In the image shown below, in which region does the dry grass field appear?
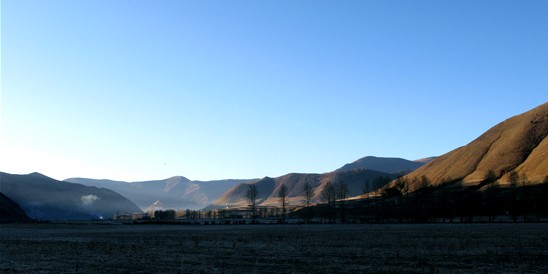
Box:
[1,223,547,273]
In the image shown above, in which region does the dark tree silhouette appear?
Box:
[335,181,348,201]
[484,170,499,222]
[360,179,371,223]
[335,181,348,223]
[321,181,336,223]
[279,184,288,223]
[303,181,314,223]
[394,176,409,196]
[415,176,431,222]
[304,181,313,208]
[394,176,409,221]
[362,179,371,197]
[509,171,520,189]
[508,171,520,222]
[246,184,258,220]
[543,176,548,216]
[154,209,176,220]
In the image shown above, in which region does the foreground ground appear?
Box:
[1,223,547,273]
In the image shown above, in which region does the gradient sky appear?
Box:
[1,1,547,182]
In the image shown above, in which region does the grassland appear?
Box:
[1,223,547,273]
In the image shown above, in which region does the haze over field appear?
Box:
[1,1,547,182]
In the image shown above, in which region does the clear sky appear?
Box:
[1,1,547,182]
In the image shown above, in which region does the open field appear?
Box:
[1,223,547,273]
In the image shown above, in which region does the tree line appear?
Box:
[148,171,548,223]
[346,171,548,223]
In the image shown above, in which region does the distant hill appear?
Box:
[0,192,30,223]
[399,102,548,191]
[206,169,393,210]
[66,177,254,211]
[0,172,141,220]
[337,156,428,174]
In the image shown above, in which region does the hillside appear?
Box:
[207,169,393,210]
[0,192,30,223]
[413,157,437,164]
[0,172,141,220]
[337,156,427,173]
[399,102,548,191]
[66,177,254,210]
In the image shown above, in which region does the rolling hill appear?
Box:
[207,169,394,210]
[66,177,254,211]
[0,172,141,220]
[397,102,548,191]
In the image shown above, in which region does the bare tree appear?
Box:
[335,181,348,223]
[321,181,336,223]
[360,179,371,223]
[279,184,288,223]
[362,179,370,197]
[484,170,499,222]
[420,176,432,219]
[395,176,409,196]
[303,181,314,223]
[543,176,548,216]
[321,181,334,204]
[304,181,313,208]
[335,181,348,201]
[509,170,520,189]
[508,171,520,222]
[394,176,409,221]
[246,184,258,220]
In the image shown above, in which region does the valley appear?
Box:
[1,103,547,222]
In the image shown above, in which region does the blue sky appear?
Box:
[1,1,547,181]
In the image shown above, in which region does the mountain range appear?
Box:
[65,177,255,211]
[0,172,141,220]
[0,156,430,221]
[1,102,546,220]
[66,156,433,211]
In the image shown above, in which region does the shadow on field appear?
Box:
[1,223,547,273]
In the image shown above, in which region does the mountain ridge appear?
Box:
[66,176,256,211]
[1,172,141,220]
[336,156,430,173]
[394,102,548,191]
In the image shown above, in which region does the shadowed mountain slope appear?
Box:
[0,192,31,223]
[399,102,548,191]
[337,156,427,174]
[1,172,141,220]
[66,177,254,210]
